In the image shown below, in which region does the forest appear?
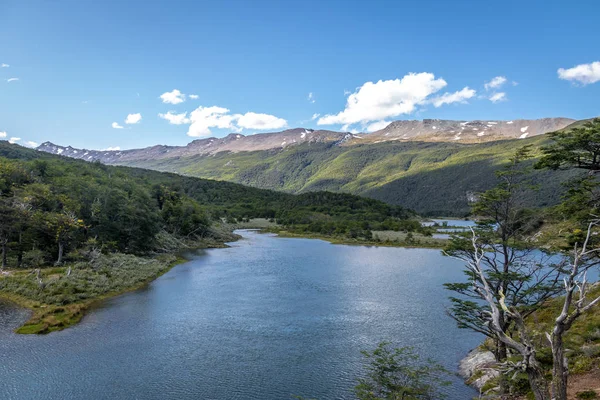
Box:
[0,141,417,268]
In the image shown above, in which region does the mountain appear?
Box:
[363,117,575,143]
[36,118,581,216]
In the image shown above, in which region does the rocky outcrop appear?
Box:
[459,348,500,392]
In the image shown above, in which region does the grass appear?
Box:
[266,228,448,248]
[0,253,187,334]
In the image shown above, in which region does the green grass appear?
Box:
[0,252,187,334]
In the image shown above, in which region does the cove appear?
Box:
[0,230,481,399]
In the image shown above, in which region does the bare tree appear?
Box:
[445,146,561,365]
[547,220,600,400]
[451,222,600,400]
[448,230,553,399]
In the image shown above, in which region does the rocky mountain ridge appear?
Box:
[36,118,575,164]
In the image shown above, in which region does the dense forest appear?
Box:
[0,141,416,268]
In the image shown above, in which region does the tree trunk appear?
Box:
[526,360,550,400]
[1,240,6,269]
[551,333,568,400]
[16,231,23,268]
[57,241,64,265]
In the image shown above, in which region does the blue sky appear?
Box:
[1,0,599,150]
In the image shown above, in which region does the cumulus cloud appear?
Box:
[159,111,190,125]
[308,92,315,103]
[0,131,6,138]
[1,63,9,68]
[161,105,288,137]
[430,87,476,107]
[187,106,238,137]
[237,112,287,130]
[311,113,320,121]
[8,137,20,144]
[6,78,19,83]
[112,122,124,129]
[24,141,38,148]
[160,89,186,104]
[489,92,507,103]
[317,72,447,127]
[484,76,507,90]
[189,94,199,100]
[558,61,600,85]
[103,146,121,151]
[366,120,391,132]
[125,113,142,124]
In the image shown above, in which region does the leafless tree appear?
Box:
[451,223,600,400]
[547,220,600,400]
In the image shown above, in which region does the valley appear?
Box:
[38,118,582,216]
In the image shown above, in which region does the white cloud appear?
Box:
[484,76,507,90]
[160,89,186,104]
[343,89,351,96]
[489,92,507,103]
[187,106,238,137]
[237,112,287,130]
[430,87,476,107]
[181,106,288,137]
[189,94,199,100]
[112,122,124,129]
[317,72,447,127]
[366,120,390,132]
[311,113,320,120]
[125,113,142,124]
[1,63,8,68]
[8,137,21,144]
[558,61,600,85]
[103,146,120,151]
[0,131,6,138]
[308,92,315,103]
[159,111,190,125]
[6,78,19,83]
[24,141,38,148]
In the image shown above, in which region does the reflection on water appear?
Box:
[0,230,481,400]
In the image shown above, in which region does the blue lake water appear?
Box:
[0,230,481,400]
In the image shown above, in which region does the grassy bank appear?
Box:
[264,228,448,248]
[232,218,449,248]
[0,232,238,335]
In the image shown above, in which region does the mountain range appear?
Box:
[36,118,582,216]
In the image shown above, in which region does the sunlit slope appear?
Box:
[114,135,580,216]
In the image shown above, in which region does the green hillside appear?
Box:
[113,135,581,216]
[0,141,414,259]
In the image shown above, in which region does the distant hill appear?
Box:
[35,117,583,216]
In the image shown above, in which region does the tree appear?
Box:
[450,230,552,399]
[451,223,600,400]
[42,211,83,264]
[354,342,450,400]
[536,118,600,171]
[547,220,600,400]
[0,198,17,269]
[445,147,559,365]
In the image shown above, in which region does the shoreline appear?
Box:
[270,230,448,248]
[0,227,447,335]
[0,234,239,335]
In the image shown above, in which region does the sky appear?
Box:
[0,0,599,150]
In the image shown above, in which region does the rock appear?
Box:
[459,348,500,391]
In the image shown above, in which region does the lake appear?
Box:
[0,230,481,400]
